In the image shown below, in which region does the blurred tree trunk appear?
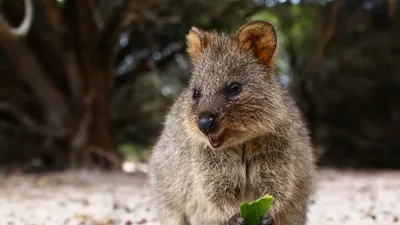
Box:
[0,0,125,170]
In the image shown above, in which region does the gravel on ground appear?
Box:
[0,168,399,225]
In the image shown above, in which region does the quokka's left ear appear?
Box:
[234,20,277,68]
[186,27,216,62]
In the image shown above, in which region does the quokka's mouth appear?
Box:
[208,133,223,148]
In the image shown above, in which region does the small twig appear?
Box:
[85,144,121,168]
[41,0,66,36]
[70,91,95,150]
[301,0,340,75]
[0,0,34,37]
[92,5,105,31]
[387,0,397,20]
[98,1,137,56]
[69,91,96,169]
[63,218,71,225]
[315,0,340,63]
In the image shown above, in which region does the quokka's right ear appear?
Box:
[186,27,214,62]
[234,20,277,68]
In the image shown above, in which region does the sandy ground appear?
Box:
[0,168,399,225]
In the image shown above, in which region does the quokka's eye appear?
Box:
[193,89,201,100]
[227,83,242,96]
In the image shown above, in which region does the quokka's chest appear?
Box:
[196,156,266,203]
[238,160,267,201]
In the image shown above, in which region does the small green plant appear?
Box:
[240,195,274,225]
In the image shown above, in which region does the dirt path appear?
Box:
[0,168,399,225]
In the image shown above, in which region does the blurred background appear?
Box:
[0,0,399,173]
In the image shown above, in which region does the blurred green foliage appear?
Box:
[119,143,150,163]
[2,0,399,169]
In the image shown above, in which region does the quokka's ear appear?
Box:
[186,26,214,62]
[234,20,277,67]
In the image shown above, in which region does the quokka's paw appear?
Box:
[260,213,275,225]
[228,212,247,225]
[228,212,275,225]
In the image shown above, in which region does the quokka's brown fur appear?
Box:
[149,20,316,225]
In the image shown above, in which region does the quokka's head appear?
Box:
[183,20,288,149]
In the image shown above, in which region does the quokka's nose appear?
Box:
[198,114,217,134]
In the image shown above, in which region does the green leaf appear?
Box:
[240,195,274,225]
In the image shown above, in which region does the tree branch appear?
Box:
[387,0,397,20]
[99,0,138,62]
[315,0,340,63]
[0,0,34,37]
[86,144,121,168]
[40,0,85,104]
[41,0,66,36]
[0,36,71,132]
[301,1,340,75]
[0,102,68,137]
